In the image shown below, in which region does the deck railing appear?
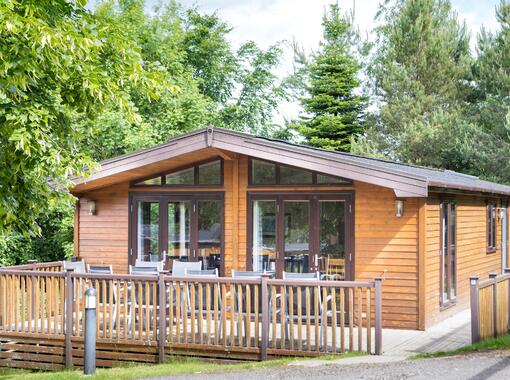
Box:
[0,268,382,370]
[470,270,510,343]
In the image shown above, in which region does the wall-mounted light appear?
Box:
[395,199,404,217]
[498,208,505,221]
[88,200,96,215]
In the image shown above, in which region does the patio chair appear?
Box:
[172,260,202,276]
[230,270,277,345]
[323,257,345,280]
[134,259,164,272]
[63,260,86,273]
[184,268,221,343]
[282,271,326,349]
[63,260,86,334]
[127,265,159,333]
[87,265,117,330]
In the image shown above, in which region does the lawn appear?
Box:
[411,334,510,359]
[0,352,365,380]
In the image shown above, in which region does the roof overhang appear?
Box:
[71,127,429,197]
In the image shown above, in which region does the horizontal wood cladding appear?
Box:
[77,183,130,274]
[354,182,419,329]
[425,195,503,327]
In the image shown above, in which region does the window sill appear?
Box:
[487,248,497,255]
[440,301,457,311]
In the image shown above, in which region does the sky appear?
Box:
[141,0,502,123]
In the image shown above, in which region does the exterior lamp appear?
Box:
[395,199,404,217]
[498,208,505,221]
[88,200,96,215]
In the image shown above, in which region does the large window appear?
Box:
[249,159,351,186]
[487,202,497,253]
[248,192,353,279]
[134,159,222,186]
[131,193,224,274]
[440,201,456,307]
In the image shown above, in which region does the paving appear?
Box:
[146,308,478,379]
[165,351,510,380]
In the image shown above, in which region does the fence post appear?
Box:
[158,273,166,364]
[489,272,498,338]
[469,276,480,343]
[260,274,270,361]
[65,268,74,368]
[374,277,382,355]
[505,268,510,331]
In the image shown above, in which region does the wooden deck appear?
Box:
[0,262,382,370]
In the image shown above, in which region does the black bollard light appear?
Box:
[84,287,97,375]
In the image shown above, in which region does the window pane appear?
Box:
[198,161,221,185]
[166,168,194,185]
[137,201,159,261]
[284,201,310,273]
[253,200,276,272]
[252,160,276,184]
[319,201,345,280]
[317,174,350,184]
[135,176,162,185]
[450,204,456,299]
[167,202,190,260]
[280,165,313,184]
[197,200,222,271]
[441,203,448,302]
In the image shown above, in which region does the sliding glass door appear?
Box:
[131,193,224,274]
[248,193,353,279]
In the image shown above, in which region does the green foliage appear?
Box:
[291,3,366,151]
[352,0,473,162]
[0,0,165,235]
[0,203,73,266]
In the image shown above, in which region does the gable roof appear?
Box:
[71,127,510,197]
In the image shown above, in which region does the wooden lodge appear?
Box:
[70,127,510,330]
[1,126,510,371]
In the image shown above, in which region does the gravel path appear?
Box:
[148,351,510,380]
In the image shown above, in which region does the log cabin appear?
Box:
[70,126,510,330]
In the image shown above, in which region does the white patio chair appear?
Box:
[134,259,164,272]
[127,265,159,333]
[282,271,326,348]
[87,265,117,330]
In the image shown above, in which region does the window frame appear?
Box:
[487,201,497,254]
[248,158,352,187]
[440,200,457,309]
[131,157,224,188]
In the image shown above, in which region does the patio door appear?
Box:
[130,193,224,274]
[248,193,353,279]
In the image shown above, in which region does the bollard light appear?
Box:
[84,288,97,375]
[85,287,97,309]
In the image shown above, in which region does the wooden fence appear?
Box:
[0,268,382,370]
[470,270,510,343]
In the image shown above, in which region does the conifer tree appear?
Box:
[294,3,366,152]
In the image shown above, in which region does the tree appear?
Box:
[0,0,165,235]
[292,3,366,151]
[351,0,473,166]
[472,1,510,138]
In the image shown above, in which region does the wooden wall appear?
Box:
[424,195,503,327]
[354,183,419,329]
[77,183,129,274]
[74,149,506,330]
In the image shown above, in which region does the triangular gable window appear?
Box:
[134,159,222,186]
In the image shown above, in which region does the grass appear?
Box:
[0,351,366,380]
[410,334,510,359]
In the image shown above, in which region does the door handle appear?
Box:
[314,254,318,267]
